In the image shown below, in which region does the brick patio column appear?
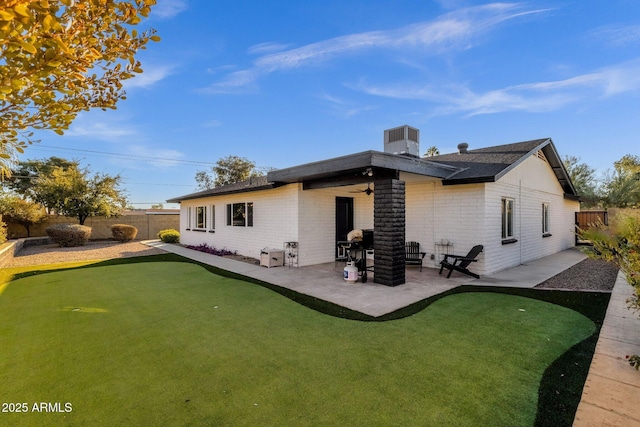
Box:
[373,178,405,286]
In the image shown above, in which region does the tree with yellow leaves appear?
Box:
[0,0,160,174]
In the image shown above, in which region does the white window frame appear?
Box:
[542,203,550,236]
[226,202,254,227]
[209,205,215,232]
[195,206,206,229]
[501,198,515,240]
[186,206,192,229]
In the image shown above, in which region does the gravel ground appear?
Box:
[535,258,619,291]
[6,240,167,267]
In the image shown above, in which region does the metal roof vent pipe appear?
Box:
[457,142,469,154]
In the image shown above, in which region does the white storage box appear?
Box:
[260,248,284,268]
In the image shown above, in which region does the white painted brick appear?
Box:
[177,153,578,274]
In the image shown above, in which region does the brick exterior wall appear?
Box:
[174,152,578,277]
[180,185,299,261]
[373,179,406,286]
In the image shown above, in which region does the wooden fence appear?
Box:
[575,211,608,245]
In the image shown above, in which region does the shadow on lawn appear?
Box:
[11,253,610,427]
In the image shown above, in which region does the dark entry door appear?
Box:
[336,197,354,258]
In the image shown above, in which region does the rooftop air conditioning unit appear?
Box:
[384,125,419,158]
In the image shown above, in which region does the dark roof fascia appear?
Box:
[267,150,459,184]
[166,182,276,204]
[441,176,496,185]
[541,141,578,197]
[564,193,581,201]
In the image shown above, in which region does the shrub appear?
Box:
[185,243,236,256]
[158,228,179,243]
[111,224,138,242]
[581,212,640,373]
[46,224,92,247]
[0,215,6,244]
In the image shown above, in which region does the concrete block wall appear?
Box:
[5,213,179,240]
[482,154,578,274]
[180,185,299,261]
[432,181,487,273]
[404,179,435,265]
[298,187,336,266]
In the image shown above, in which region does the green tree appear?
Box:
[601,154,640,208]
[0,195,47,237]
[423,146,440,157]
[196,155,264,190]
[194,170,216,191]
[562,155,601,207]
[4,157,77,210]
[33,165,127,225]
[0,215,6,244]
[0,0,159,174]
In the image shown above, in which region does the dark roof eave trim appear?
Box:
[267,150,458,184]
[166,183,278,203]
[564,193,581,201]
[442,176,496,185]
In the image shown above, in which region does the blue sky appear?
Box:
[23,0,640,208]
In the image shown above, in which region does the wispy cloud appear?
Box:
[248,42,292,55]
[65,120,139,142]
[356,59,640,116]
[591,24,640,47]
[202,3,551,94]
[319,93,378,117]
[153,0,188,19]
[124,64,175,89]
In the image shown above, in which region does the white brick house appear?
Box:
[168,126,580,286]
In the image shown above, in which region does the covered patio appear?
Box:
[267,150,458,287]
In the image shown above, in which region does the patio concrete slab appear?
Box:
[472,247,587,288]
[143,241,470,317]
[143,241,587,316]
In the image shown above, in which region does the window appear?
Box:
[542,203,551,236]
[186,206,192,230]
[501,198,515,240]
[196,206,206,229]
[209,205,215,231]
[247,202,253,227]
[226,202,253,227]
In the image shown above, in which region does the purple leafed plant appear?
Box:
[185,243,236,257]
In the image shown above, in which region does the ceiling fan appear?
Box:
[349,183,374,196]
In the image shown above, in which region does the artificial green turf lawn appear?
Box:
[0,261,595,426]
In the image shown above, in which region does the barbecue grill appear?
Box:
[338,229,373,283]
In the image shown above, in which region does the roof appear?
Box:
[266,150,459,186]
[427,138,577,197]
[167,138,578,203]
[166,175,274,203]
